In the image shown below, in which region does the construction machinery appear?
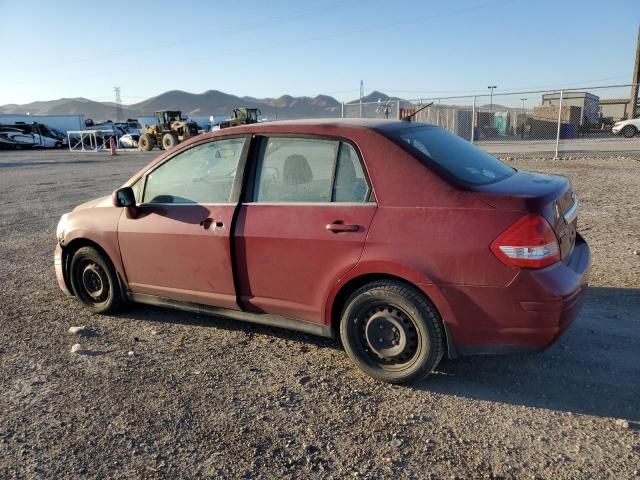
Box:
[138,110,199,151]
[217,107,261,129]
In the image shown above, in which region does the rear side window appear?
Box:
[254,137,336,202]
[391,126,514,186]
[333,143,369,202]
[253,137,370,203]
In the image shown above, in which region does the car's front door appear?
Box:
[118,136,248,309]
[234,136,376,324]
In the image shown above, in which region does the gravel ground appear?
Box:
[0,149,638,479]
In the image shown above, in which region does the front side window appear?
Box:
[131,178,143,203]
[253,137,370,203]
[143,137,245,204]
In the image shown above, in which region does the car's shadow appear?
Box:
[123,287,639,421]
[420,287,640,422]
[123,302,341,351]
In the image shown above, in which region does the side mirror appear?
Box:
[112,187,136,208]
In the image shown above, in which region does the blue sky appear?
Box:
[0,0,638,106]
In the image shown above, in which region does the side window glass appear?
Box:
[143,138,245,204]
[332,143,370,202]
[131,178,143,203]
[254,137,338,202]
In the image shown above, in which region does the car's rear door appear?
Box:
[234,135,376,324]
[117,136,249,309]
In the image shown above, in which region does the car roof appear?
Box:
[216,118,437,135]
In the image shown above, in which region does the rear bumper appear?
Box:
[442,234,591,355]
[54,243,72,296]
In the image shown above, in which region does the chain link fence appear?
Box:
[342,84,639,157]
[342,100,401,120]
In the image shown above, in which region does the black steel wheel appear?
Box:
[340,280,445,384]
[69,246,122,314]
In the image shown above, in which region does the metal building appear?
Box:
[541,92,599,126]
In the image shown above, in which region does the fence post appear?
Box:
[471,96,476,143]
[341,102,344,118]
[554,89,564,160]
[397,99,401,120]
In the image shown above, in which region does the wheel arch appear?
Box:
[327,272,458,358]
[61,238,125,296]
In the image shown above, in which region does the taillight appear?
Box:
[490,214,560,269]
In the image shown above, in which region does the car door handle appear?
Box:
[200,218,224,229]
[326,222,360,233]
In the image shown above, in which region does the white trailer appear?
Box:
[0,114,86,133]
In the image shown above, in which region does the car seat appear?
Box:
[282,154,314,201]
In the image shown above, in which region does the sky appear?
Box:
[0,0,638,107]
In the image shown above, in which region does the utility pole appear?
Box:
[630,25,640,119]
[488,85,497,115]
[520,98,527,139]
[359,80,364,118]
[114,86,123,122]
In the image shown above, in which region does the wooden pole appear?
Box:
[630,25,640,119]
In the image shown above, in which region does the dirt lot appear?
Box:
[0,149,638,479]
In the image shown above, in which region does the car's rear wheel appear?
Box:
[340,280,445,384]
[69,246,123,314]
[622,125,637,138]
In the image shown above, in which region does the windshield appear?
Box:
[39,125,55,137]
[389,125,515,186]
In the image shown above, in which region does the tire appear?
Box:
[69,246,123,314]
[622,125,637,138]
[340,280,445,384]
[162,133,178,150]
[139,134,153,151]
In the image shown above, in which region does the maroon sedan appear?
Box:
[55,119,590,383]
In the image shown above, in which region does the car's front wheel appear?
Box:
[622,125,637,138]
[138,134,154,151]
[340,280,445,384]
[69,246,123,314]
[162,133,178,150]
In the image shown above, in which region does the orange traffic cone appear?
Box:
[109,136,117,156]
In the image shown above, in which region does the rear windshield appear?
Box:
[389,126,515,186]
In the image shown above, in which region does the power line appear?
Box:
[8,0,366,73]
[377,74,634,97]
[9,0,521,84]
[400,83,640,103]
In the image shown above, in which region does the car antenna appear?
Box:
[401,102,434,122]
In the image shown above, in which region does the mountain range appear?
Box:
[0,89,404,121]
